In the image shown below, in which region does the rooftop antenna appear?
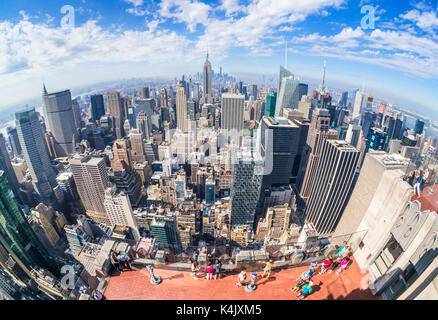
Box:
[322,59,327,93]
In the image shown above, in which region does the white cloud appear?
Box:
[400,9,438,32]
[291,26,438,79]
[158,0,212,32]
[124,0,145,6]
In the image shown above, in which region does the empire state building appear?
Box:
[203,52,212,104]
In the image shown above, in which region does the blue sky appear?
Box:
[0,0,437,120]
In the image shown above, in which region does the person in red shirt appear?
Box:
[319,257,333,275]
[205,261,214,280]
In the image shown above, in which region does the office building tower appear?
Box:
[0,135,20,199]
[256,204,292,240]
[265,92,277,118]
[142,87,150,99]
[259,117,300,192]
[42,86,76,156]
[15,108,57,202]
[203,53,213,104]
[221,93,245,146]
[103,187,140,240]
[109,170,142,207]
[90,94,105,122]
[71,99,82,132]
[176,85,189,132]
[299,109,337,202]
[111,139,133,172]
[361,111,376,139]
[230,149,264,229]
[160,176,177,207]
[333,151,408,238]
[150,216,178,250]
[205,179,215,205]
[366,128,388,153]
[414,119,425,136]
[339,91,348,107]
[0,171,55,277]
[345,124,362,148]
[353,92,367,118]
[107,92,125,139]
[56,171,77,200]
[136,111,150,140]
[6,127,21,157]
[127,106,137,129]
[160,88,168,108]
[69,155,111,225]
[129,129,146,163]
[305,140,360,235]
[298,83,309,101]
[275,72,300,117]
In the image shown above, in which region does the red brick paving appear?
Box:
[104,259,379,300]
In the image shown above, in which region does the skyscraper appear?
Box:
[221,93,245,146]
[203,53,213,104]
[6,127,21,157]
[298,108,337,201]
[414,119,425,136]
[69,155,111,225]
[259,117,300,192]
[265,92,277,118]
[305,140,360,235]
[275,70,300,117]
[107,92,125,139]
[103,187,140,240]
[298,83,309,101]
[42,86,76,156]
[15,108,57,203]
[0,134,20,200]
[0,171,55,278]
[142,87,150,99]
[339,91,348,107]
[90,94,105,122]
[230,148,264,229]
[353,92,367,118]
[176,85,189,132]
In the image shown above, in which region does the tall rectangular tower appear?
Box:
[69,155,111,225]
[221,93,245,146]
[305,140,360,235]
[107,92,125,139]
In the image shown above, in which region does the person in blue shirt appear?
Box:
[116,252,132,271]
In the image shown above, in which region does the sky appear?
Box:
[0,0,437,120]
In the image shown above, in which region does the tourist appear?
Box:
[414,170,422,197]
[205,261,214,280]
[319,257,333,275]
[109,251,122,273]
[192,249,199,262]
[292,277,304,292]
[236,269,247,287]
[328,257,342,274]
[213,259,222,280]
[296,281,313,300]
[116,252,132,271]
[342,246,351,259]
[191,260,200,280]
[92,289,105,300]
[336,257,351,275]
[262,259,274,279]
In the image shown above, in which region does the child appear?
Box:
[205,261,214,280]
[296,281,313,300]
[262,259,274,278]
[292,277,304,292]
[319,257,333,275]
[236,269,247,287]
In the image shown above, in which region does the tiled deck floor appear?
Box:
[104,259,379,300]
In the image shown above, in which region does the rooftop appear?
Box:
[412,185,438,213]
[104,261,378,300]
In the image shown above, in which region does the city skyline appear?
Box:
[0,0,437,121]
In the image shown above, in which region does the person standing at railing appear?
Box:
[213,259,222,280]
[262,259,274,279]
